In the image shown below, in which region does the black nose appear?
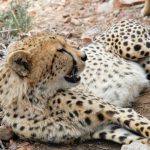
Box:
[81,53,87,61]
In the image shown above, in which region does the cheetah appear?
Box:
[1,33,150,146]
[94,19,150,79]
[80,19,150,107]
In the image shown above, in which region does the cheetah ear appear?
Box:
[8,51,32,77]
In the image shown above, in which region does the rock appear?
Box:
[97,0,113,13]
[120,0,144,5]
[121,142,150,150]
[141,0,150,16]
[71,18,81,26]
[64,17,71,23]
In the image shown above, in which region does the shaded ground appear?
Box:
[0,0,150,149]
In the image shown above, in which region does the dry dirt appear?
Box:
[0,0,150,149]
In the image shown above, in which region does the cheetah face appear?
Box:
[7,35,87,91]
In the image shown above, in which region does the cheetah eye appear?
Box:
[57,48,65,52]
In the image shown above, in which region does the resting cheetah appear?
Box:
[0,33,150,146]
[94,19,150,78]
[81,19,150,107]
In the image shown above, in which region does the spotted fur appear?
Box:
[0,33,150,146]
[80,19,150,107]
[94,19,150,79]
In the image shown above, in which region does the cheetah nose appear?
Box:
[81,53,87,61]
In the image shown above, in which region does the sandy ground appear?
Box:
[0,0,150,149]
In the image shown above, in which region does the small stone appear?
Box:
[62,14,70,18]
[71,18,81,26]
[64,17,71,23]
[81,35,92,45]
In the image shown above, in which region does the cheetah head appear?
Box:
[6,34,87,95]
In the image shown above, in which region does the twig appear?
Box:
[10,9,21,33]
[0,140,5,150]
[0,29,18,33]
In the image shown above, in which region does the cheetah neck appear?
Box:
[0,62,59,109]
[0,63,29,108]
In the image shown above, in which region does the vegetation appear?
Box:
[0,0,31,36]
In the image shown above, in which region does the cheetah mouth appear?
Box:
[64,66,81,83]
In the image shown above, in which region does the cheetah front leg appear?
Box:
[2,90,150,145]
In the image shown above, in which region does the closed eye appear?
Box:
[57,48,65,52]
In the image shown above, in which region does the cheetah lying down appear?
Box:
[0,19,150,145]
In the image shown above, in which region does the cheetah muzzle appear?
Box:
[62,48,85,83]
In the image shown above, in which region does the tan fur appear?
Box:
[0,34,150,145]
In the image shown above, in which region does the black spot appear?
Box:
[13,123,17,128]
[112,34,115,38]
[134,44,141,51]
[66,100,71,104]
[106,111,116,116]
[115,39,119,42]
[20,126,25,131]
[42,127,45,131]
[140,51,145,55]
[147,74,150,80]
[127,109,132,112]
[99,104,105,108]
[140,122,148,125]
[20,115,25,119]
[111,125,120,130]
[142,64,146,68]
[59,125,63,131]
[119,50,123,55]
[124,120,131,126]
[146,42,150,48]
[29,127,33,130]
[73,110,79,117]
[145,52,149,57]
[107,38,111,41]
[99,132,106,139]
[31,133,36,138]
[33,120,39,124]
[145,131,149,137]
[71,96,76,99]
[127,29,131,32]
[84,109,92,114]
[119,136,126,142]
[49,106,53,111]
[97,113,104,121]
[85,117,91,125]
[123,36,128,39]
[57,98,61,104]
[6,112,10,117]
[76,101,83,106]
[131,56,136,59]
[115,45,118,49]
[108,74,113,78]
[127,115,133,118]
[126,53,130,58]
[69,112,74,118]
[13,114,18,118]
[123,41,128,46]
[137,31,141,34]
[138,38,143,42]
[88,100,93,104]
[140,127,144,132]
